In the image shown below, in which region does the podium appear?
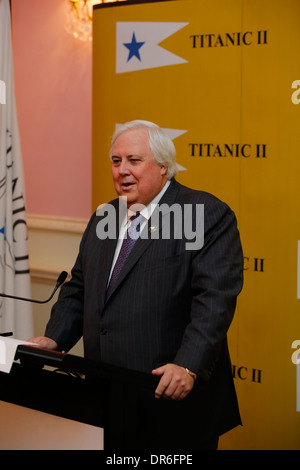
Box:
[0,345,159,449]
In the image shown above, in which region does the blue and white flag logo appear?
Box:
[116,22,188,74]
[163,128,187,172]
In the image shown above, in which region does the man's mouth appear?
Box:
[121,182,136,189]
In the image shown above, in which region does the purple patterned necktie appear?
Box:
[106,213,142,300]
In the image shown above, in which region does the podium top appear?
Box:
[16,344,159,390]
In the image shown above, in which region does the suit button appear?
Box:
[100,328,108,335]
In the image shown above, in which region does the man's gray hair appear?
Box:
[110,120,178,179]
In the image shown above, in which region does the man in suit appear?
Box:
[30,120,243,449]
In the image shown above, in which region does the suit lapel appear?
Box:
[96,200,121,308]
[97,236,118,307]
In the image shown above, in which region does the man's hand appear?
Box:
[27,336,58,350]
[152,363,195,401]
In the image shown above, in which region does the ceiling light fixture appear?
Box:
[65,1,126,42]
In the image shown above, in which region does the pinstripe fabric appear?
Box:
[46,178,243,444]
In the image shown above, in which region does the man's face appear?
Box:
[111,128,167,208]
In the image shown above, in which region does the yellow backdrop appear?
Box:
[92,0,300,450]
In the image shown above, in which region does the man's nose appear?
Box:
[119,160,130,175]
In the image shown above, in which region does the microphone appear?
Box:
[0,270,68,304]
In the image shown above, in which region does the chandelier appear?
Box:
[65,1,126,42]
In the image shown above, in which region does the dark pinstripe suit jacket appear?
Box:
[45,178,243,444]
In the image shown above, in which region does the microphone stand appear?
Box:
[0,271,68,304]
[0,271,68,337]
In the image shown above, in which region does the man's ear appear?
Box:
[160,165,167,176]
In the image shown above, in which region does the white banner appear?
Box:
[0,0,33,339]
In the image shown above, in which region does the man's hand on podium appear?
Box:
[27,336,58,350]
[152,363,195,401]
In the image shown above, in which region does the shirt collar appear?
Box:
[126,179,171,224]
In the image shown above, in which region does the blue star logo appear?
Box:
[0,225,5,240]
[123,32,145,62]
